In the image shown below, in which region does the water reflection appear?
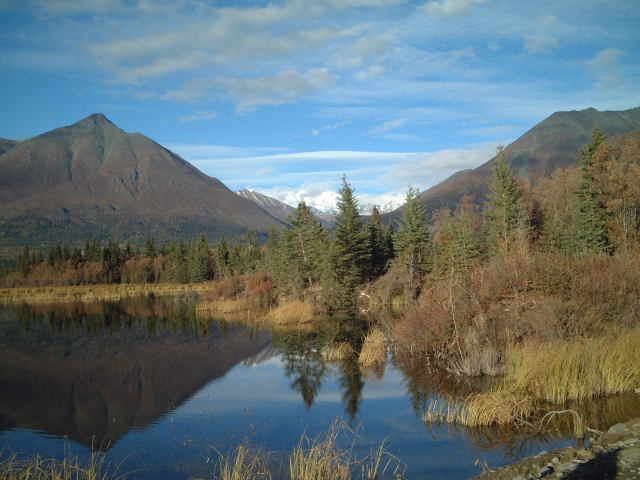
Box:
[0,299,639,480]
[0,298,271,448]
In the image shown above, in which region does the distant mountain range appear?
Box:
[1,106,639,257]
[410,106,640,216]
[0,114,284,255]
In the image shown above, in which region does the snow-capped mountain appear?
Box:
[358,201,402,215]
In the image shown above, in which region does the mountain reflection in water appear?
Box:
[0,298,271,447]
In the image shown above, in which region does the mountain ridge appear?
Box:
[0,114,284,254]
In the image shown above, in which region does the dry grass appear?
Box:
[0,451,116,480]
[196,299,253,313]
[423,331,640,433]
[264,302,317,325]
[323,342,355,362]
[213,445,271,480]
[358,327,387,367]
[289,420,353,480]
[0,283,213,304]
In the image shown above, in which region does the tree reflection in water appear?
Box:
[273,314,370,424]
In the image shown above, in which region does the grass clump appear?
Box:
[0,451,116,480]
[358,327,387,367]
[264,302,317,325]
[323,342,355,362]
[289,419,355,480]
[424,331,640,434]
[213,445,271,480]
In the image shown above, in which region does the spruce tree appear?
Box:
[215,235,230,279]
[484,145,521,255]
[190,234,212,283]
[365,206,389,279]
[145,235,156,259]
[326,175,369,312]
[573,125,610,255]
[394,186,432,296]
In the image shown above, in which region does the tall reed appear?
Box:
[0,450,115,480]
[358,327,387,367]
[424,331,640,431]
[264,302,317,325]
[213,445,271,480]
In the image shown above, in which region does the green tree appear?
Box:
[190,234,212,283]
[145,235,156,259]
[573,125,610,255]
[216,235,230,279]
[484,145,522,255]
[435,197,481,276]
[325,175,370,312]
[365,206,389,279]
[394,186,432,297]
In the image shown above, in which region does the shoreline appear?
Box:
[0,283,215,303]
[470,417,640,480]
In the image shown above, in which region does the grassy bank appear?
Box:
[424,331,640,434]
[0,283,215,303]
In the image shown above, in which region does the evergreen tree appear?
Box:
[17,246,30,276]
[71,245,83,265]
[216,235,230,279]
[364,206,389,279]
[190,234,212,283]
[573,125,610,255]
[103,240,122,284]
[325,175,370,312]
[145,235,156,259]
[394,186,432,296]
[484,145,522,255]
[436,200,481,276]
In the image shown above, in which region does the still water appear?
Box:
[0,297,636,479]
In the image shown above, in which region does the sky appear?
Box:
[1,0,639,212]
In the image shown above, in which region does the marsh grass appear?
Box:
[324,342,355,362]
[264,302,317,325]
[0,450,117,480]
[0,283,213,303]
[213,445,271,480]
[289,422,353,480]
[358,327,386,367]
[196,299,253,313]
[423,331,640,435]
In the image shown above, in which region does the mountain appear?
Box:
[0,138,19,156]
[236,189,334,228]
[393,106,640,216]
[359,201,401,216]
[0,114,284,254]
[236,189,297,224]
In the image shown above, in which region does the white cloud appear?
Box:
[178,110,218,123]
[311,120,352,136]
[380,144,496,185]
[367,118,408,135]
[524,34,560,55]
[588,48,627,90]
[524,15,560,55]
[218,68,340,114]
[422,0,489,18]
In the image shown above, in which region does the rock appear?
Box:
[556,462,577,472]
[608,423,628,433]
[538,465,554,477]
[512,475,528,480]
[618,437,639,446]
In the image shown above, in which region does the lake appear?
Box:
[1,296,636,479]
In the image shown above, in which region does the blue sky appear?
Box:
[1,0,639,211]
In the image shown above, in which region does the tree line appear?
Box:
[4,127,640,313]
